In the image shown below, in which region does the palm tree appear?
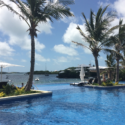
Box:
[105,19,125,82]
[105,54,116,80]
[0,0,74,91]
[72,6,119,85]
[120,60,125,69]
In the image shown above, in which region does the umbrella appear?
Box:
[0,62,24,81]
[80,65,85,81]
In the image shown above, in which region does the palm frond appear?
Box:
[72,41,91,51]
[0,0,30,27]
[90,9,94,31]
[103,48,125,61]
[16,0,32,19]
[82,12,93,36]
[42,2,73,21]
[58,0,74,5]
[101,25,120,41]
[105,53,116,67]
[99,5,109,21]
[99,35,118,48]
[95,6,102,28]
[76,25,92,42]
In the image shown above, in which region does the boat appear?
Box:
[45,73,49,76]
[6,75,9,79]
[35,77,39,81]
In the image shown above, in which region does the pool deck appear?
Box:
[0,90,52,101]
[84,85,125,89]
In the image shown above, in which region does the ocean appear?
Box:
[1,73,81,86]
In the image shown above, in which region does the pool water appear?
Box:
[0,83,125,125]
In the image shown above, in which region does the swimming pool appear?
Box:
[0,83,125,125]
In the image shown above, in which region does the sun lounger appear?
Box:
[70,81,88,86]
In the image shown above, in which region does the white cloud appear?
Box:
[28,51,50,62]
[0,1,52,52]
[53,56,80,63]
[53,56,68,63]
[63,23,91,54]
[37,21,52,34]
[35,63,39,65]
[35,53,50,62]
[0,42,14,56]
[98,0,125,35]
[98,1,111,7]
[61,13,78,24]
[61,16,77,23]
[21,59,26,62]
[113,0,125,17]
[54,44,78,56]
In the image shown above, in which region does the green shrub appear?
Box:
[101,80,114,86]
[92,83,99,86]
[2,84,14,95]
[106,82,114,86]
[102,82,106,86]
[119,69,125,81]
[114,82,119,85]
[0,92,6,97]
[15,87,25,95]
[104,80,114,86]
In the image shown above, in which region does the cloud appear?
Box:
[35,53,50,62]
[0,0,52,52]
[53,56,80,63]
[54,44,78,56]
[63,22,91,54]
[98,0,125,35]
[35,63,39,65]
[61,12,78,24]
[0,42,14,56]
[37,21,52,34]
[61,16,77,23]
[113,0,125,17]
[53,56,68,63]
[21,59,26,62]
[98,1,111,7]
[16,38,45,52]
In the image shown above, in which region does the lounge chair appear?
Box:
[92,78,98,84]
[88,78,94,84]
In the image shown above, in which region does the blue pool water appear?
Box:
[1,83,125,125]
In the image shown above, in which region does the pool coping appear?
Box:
[84,85,125,89]
[0,90,52,101]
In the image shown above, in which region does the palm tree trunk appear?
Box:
[115,58,119,82]
[94,56,101,85]
[109,70,111,80]
[25,34,35,91]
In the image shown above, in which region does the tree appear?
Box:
[0,0,74,91]
[72,6,118,85]
[105,19,125,82]
[105,54,116,80]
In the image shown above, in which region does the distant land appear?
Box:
[27,70,59,74]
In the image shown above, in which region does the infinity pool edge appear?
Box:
[84,85,125,89]
[0,90,52,101]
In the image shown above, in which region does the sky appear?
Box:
[0,0,125,72]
